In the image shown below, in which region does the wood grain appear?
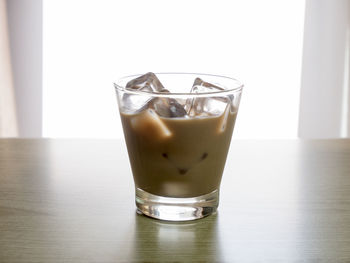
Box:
[0,139,350,262]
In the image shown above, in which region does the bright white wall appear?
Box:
[1,0,18,137]
[7,0,42,137]
[43,0,305,139]
[299,0,350,138]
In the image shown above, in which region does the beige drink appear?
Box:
[120,110,237,198]
[115,73,242,221]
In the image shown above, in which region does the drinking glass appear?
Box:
[114,73,243,221]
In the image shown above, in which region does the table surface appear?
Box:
[0,139,349,262]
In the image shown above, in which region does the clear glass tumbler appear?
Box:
[114,73,243,221]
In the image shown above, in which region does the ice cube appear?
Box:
[130,108,172,140]
[151,88,187,117]
[152,97,187,118]
[217,104,230,133]
[126,72,165,92]
[122,72,166,113]
[186,78,230,117]
[121,93,150,114]
[192,77,225,92]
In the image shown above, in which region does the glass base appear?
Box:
[135,188,219,221]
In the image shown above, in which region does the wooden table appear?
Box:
[0,139,349,262]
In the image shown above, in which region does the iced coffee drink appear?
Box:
[114,73,242,221]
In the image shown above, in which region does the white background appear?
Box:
[43,0,305,139]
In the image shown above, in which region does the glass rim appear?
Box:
[114,72,243,98]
